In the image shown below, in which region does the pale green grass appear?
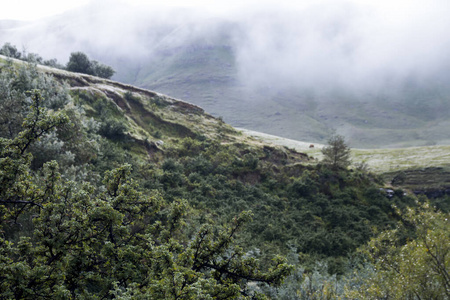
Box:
[351,146,450,173]
[240,129,450,174]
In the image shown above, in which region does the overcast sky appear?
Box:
[0,0,87,20]
[2,0,446,21]
[1,0,235,20]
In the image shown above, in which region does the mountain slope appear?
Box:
[2,55,422,265]
[3,55,308,168]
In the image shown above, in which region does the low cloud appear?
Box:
[2,0,450,94]
[231,0,450,93]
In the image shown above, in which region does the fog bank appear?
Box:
[1,0,450,93]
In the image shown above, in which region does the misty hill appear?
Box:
[126,31,450,148]
[1,2,450,148]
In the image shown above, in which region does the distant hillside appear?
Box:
[125,29,450,148]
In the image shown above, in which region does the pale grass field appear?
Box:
[240,129,450,174]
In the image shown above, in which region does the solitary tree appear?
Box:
[321,134,351,170]
[66,51,93,75]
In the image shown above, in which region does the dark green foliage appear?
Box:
[141,137,416,272]
[98,118,127,140]
[66,51,115,79]
[43,58,65,69]
[0,90,69,227]
[66,51,93,74]
[432,195,450,212]
[91,60,115,79]
[0,89,292,299]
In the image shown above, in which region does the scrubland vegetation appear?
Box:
[0,52,448,299]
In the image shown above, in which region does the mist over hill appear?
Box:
[1,0,450,147]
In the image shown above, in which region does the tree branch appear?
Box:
[0,199,43,209]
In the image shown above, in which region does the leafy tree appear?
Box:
[0,62,76,173]
[0,90,69,226]
[98,118,127,140]
[321,134,351,170]
[24,52,43,64]
[347,202,450,299]
[66,51,94,75]
[43,58,64,69]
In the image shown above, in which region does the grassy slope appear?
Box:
[241,128,450,191]
[28,57,308,166]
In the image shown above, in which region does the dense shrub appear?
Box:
[98,118,127,140]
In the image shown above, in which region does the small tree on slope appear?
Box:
[321,134,351,170]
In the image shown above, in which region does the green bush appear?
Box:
[98,118,127,140]
[66,52,115,79]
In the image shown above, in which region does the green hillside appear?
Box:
[1,55,448,299]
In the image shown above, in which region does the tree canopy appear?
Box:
[0,42,21,59]
[66,51,93,74]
